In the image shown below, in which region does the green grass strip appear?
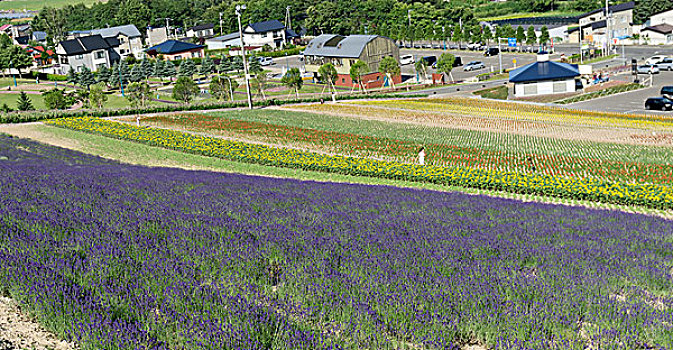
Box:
[46,117,673,209]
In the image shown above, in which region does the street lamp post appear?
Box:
[442,26,446,50]
[119,63,125,97]
[9,60,16,87]
[221,75,234,102]
[236,4,253,110]
[219,12,223,36]
[605,0,610,56]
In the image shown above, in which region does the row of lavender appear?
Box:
[0,134,672,349]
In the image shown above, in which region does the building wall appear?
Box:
[359,36,400,73]
[187,28,215,38]
[333,71,401,88]
[152,48,204,61]
[206,38,241,50]
[641,30,673,45]
[244,29,286,48]
[514,78,575,97]
[147,27,169,48]
[650,9,673,26]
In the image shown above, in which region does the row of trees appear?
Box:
[0,34,33,79]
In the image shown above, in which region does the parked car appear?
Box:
[413,44,421,48]
[655,58,673,71]
[636,64,660,74]
[645,55,668,65]
[449,44,459,50]
[467,43,481,50]
[645,97,673,111]
[484,47,499,56]
[432,44,441,49]
[422,43,432,49]
[400,54,415,65]
[661,86,673,99]
[258,57,274,66]
[463,61,485,71]
[453,56,463,67]
[421,55,437,66]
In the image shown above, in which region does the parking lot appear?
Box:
[567,70,673,115]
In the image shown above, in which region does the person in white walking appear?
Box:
[418,146,425,165]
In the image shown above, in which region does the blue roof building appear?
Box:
[509,55,581,97]
[146,40,204,60]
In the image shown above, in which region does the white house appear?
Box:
[640,24,673,45]
[243,20,288,49]
[648,8,673,26]
[509,54,580,97]
[205,32,242,50]
[186,24,214,39]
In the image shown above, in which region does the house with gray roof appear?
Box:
[205,32,242,50]
[303,34,400,88]
[68,24,144,59]
[55,34,120,74]
[578,1,635,45]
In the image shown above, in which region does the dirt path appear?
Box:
[0,297,76,350]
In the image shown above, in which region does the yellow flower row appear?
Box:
[46,117,673,209]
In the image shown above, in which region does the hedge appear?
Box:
[0,93,428,124]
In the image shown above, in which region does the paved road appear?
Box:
[566,70,673,115]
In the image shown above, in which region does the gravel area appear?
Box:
[0,297,76,350]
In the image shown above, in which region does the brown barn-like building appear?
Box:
[303,34,400,88]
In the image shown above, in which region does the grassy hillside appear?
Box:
[0,0,103,11]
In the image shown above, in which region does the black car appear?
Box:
[661,86,673,99]
[453,56,462,67]
[421,55,437,66]
[484,47,499,56]
[645,97,673,111]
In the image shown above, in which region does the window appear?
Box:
[341,78,345,83]
[174,55,182,60]
[553,81,567,93]
[95,51,105,59]
[76,66,83,72]
[262,32,268,38]
[192,51,201,58]
[76,54,84,60]
[523,84,537,95]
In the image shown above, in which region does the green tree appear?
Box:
[199,56,215,77]
[281,67,303,99]
[503,24,516,39]
[526,26,537,46]
[378,56,400,89]
[251,71,268,100]
[78,67,96,89]
[67,67,79,86]
[451,25,462,44]
[209,75,233,101]
[4,45,32,79]
[89,82,108,109]
[115,0,151,33]
[218,59,232,74]
[349,60,370,92]
[172,76,199,103]
[483,26,493,45]
[414,58,427,83]
[129,64,144,82]
[539,26,550,46]
[164,61,177,82]
[248,55,262,74]
[126,81,152,107]
[42,89,69,110]
[140,59,153,81]
[178,59,196,77]
[16,92,34,111]
[97,66,111,85]
[516,26,526,46]
[435,53,456,82]
[153,59,165,80]
[318,63,338,101]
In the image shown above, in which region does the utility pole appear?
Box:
[236,4,253,110]
[580,26,583,64]
[498,38,503,73]
[219,12,223,36]
[605,0,610,56]
[285,6,292,31]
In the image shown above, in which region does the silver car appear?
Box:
[464,61,486,71]
[636,64,660,74]
[655,58,673,71]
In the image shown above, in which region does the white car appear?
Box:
[400,54,415,65]
[258,57,274,66]
[636,64,660,74]
[463,61,485,71]
[645,55,668,65]
[655,58,673,71]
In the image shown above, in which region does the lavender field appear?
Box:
[0,134,672,350]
